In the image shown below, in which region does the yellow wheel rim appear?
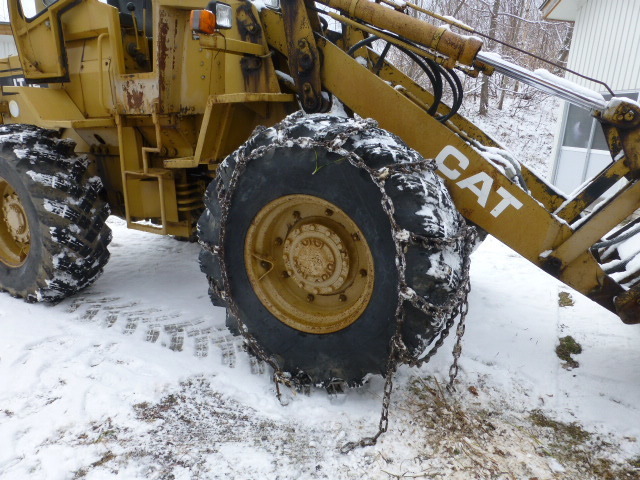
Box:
[244,194,375,334]
[0,177,31,267]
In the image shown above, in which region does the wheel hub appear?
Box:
[244,194,375,334]
[0,177,31,267]
[283,223,349,295]
[3,193,30,244]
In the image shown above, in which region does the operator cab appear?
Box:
[16,0,154,74]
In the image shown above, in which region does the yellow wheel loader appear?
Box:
[0,0,638,390]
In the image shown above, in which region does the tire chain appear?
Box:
[199,117,476,452]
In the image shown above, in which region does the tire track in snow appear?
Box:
[64,293,241,367]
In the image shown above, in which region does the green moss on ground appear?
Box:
[556,335,582,369]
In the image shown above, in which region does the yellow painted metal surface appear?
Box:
[199,35,266,56]
[193,93,293,164]
[1,85,116,129]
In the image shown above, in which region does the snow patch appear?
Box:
[355,56,368,67]
[442,15,472,30]
[548,457,566,473]
[26,170,59,187]
[533,68,605,103]
[395,229,410,242]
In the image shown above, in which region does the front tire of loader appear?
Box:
[198,113,467,386]
[0,125,111,302]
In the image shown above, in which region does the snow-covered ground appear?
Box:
[1,217,639,480]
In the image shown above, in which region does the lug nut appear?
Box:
[274,237,283,246]
[307,294,315,302]
[339,294,347,302]
[281,271,289,278]
[325,209,333,216]
[293,210,301,220]
[351,233,360,241]
[359,269,367,277]
[260,261,270,269]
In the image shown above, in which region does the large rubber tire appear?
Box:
[0,124,111,302]
[198,113,467,386]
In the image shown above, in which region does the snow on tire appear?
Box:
[198,112,468,385]
[0,124,111,302]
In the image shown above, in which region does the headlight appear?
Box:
[215,2,232,29]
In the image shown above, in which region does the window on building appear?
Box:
[552,92,639,194]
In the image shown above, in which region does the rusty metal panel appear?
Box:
[116,75,159,114]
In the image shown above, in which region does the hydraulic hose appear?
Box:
[437,66,464,122]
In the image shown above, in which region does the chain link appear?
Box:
[200,116,475,449]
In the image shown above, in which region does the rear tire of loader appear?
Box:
[0,124,112,302]
[198,113,467,386]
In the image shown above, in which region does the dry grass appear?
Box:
[557,292,575,308]
[389,376,640,480]
[62,376,640,480]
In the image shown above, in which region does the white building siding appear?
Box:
[566,0,640,91]
[0,34,16,57]
[549,0,640,193]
